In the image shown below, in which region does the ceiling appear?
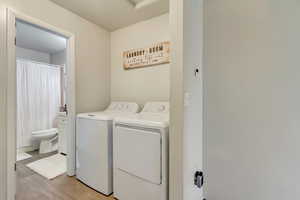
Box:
[16,20,67,54]
[50,0,169,31]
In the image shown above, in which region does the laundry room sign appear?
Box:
[123,41,170,69]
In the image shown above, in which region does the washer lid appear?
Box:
[77,102,139,120]
[77,112,113,120]
[77,112,139,121]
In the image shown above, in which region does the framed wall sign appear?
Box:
[123,41,170,69]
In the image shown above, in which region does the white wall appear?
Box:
[182,0,203,199]
[110,14,170,106]
[50,49,66,65]
[169,1,204,200]
[16,46,50,63]
[0,0,111,114]
[204,0,300,199]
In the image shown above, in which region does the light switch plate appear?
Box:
[184,92,190,107]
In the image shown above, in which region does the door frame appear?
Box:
[5,8,76,200]
[169,0,204,200]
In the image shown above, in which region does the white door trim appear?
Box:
[169,0,184,199]
[5,8,76,200]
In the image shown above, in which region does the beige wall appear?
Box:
[0,0,111,114]
[0,1,110,198]
[0,7,7,200]
[110,14,170,106]
[204,0,300,199]
[169,0,184,199]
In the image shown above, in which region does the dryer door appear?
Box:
[116,126,161,185]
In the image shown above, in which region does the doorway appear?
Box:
[6,9,76,200]
[15,19,67,160]
[15,19,69,196]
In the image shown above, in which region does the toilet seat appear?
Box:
[32,128,58,154]
[32,128,58,139]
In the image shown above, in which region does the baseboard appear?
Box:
[18,146,37,153]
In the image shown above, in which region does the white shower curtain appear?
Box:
[17,59,61,148]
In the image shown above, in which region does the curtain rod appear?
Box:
[17,58,64,68]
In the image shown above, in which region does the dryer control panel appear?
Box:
[106,102,139,113]
[142,102,169,114]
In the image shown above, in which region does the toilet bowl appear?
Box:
[32,128,58,154]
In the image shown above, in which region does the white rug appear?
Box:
[26,154,67,180]
[17,151,32,161]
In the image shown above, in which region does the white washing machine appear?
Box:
[113,102,169,200]
[76,102,139,195]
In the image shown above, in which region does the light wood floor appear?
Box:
[17,151,114,200]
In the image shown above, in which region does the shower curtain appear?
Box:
[17,59,61,149]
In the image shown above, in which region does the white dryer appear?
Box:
[113,102,169,200]
[76,102,139,195]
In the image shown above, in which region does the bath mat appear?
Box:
[26,154,66,180]
[17,151,32,161]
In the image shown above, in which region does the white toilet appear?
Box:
[32,128,58,154]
